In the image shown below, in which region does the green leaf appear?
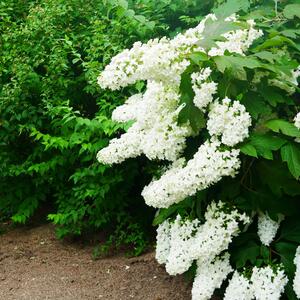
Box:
[152,206,178,226]
[230,234,260,268]
[241,92,271,120]
[240,143,258,157]
[117,0,128,9]
[281,143,300,179]
[199,18,242,50]
[134,15,147,24]
[259,86,285,107]
[219,178,241,200]
[214,55,261,80]
[257,160,300,196]
[247,133,286,160]
[281,29,300,39]
[283,4,300,19]
[213,0,250,18]
[152,197,194,226]
[280,217,300,244]
[274,241,297,278]
[189,52,208,64]
[178,68,206,133]
[124,9,135,18]
[285,283,298,300]
[265,119,300,138]
[253,51,279,63]
[255,35,297,51]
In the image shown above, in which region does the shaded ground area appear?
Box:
[0,224,191,300]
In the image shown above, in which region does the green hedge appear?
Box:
[0,0,215,251]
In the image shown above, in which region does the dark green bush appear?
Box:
[0,0,215,249]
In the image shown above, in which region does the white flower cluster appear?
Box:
[294,112,300,130]
[97,81,191,164]
[164,216,201,275]
[97,14,207,90]
[192,253,233,300]
[97,15,261,91]
[224,266,288,300]
[251,266,288,300]
[224,271,253,300]
[155,202,290,300]
[208,19,263,57]
[293,246,300,298]
[257,213,282,246]
[155,201,250,276]
[191,67,218,110]
[207,98,252,146]
[111,93,143,123]
[142,140,241,208]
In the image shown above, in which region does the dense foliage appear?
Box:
[0,0,218,250]
[97,0,300,298]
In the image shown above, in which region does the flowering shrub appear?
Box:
[97,0,300,298]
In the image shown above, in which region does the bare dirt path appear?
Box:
[0,224,191,300]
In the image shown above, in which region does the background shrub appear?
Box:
[0,0,217,250]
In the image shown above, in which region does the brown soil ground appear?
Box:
[0,223,192,300]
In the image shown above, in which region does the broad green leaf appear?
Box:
[230,234,260,268]
[241,91,271,120]
[117,0,129,9]
[255,35,297,51]
[265,55,299,76]
[240,143,258,157]
[247,133,286,160]
[124,9,135,18]
[259,86,285,107]
[283,4,300,19]
[274,241,297,278]
[281,143,300,179]
[257,160,300,196]
[285,283,298,300]
[199,18,242,50]
[265,119,300,138]
[214,55,261,80]
[189,52,208,64]
[153,197,194,226]
[280,217,300,244]
[281,29,300,39]
[213,0,250,18]
[152,206,179,226]
[134,15,147,23]
[253,51,279,63]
